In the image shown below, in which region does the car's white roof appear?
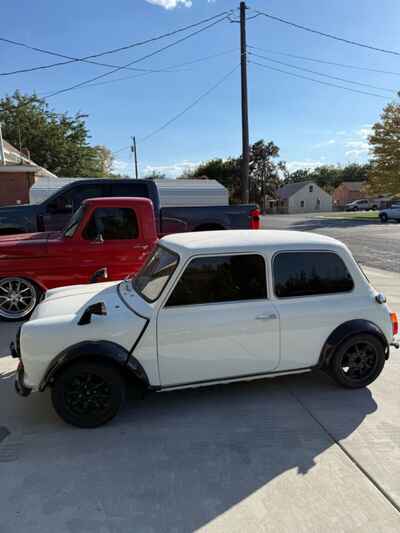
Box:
[161,230,346,258]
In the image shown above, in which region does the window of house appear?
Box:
[166,254,267,307]
[309,185,314,193]
[83,207,139,240]
[273,252,354,298]
[300,201,305,208]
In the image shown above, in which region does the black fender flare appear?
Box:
[318,319,389,368]
[39,340,149,391]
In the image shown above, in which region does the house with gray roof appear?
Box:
[267,181,332,214]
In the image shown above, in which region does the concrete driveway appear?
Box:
[0,267,399,532]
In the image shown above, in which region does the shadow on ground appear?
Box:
[0,369,377,532]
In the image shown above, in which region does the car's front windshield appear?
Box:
[63,206,85,238]
[132,245,179,302]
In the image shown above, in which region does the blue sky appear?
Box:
[1,0,400,177]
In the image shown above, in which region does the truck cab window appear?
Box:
[83,208,139,241]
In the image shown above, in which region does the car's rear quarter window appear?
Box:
[273,251,354,298]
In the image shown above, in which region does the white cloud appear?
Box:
[145,0,193,9]
[143,160,200,177]
[336,130,347,135]
[112,159,130,175]
[312,139,336,149]
[286,160,324,172]
[344,125,372,159]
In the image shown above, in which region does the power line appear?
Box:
[140,64,240,143]
[0,10,234,76]
[252,8,400,57]
[250,60,389,99]
[249,51,396,93]
[249,45,400,77]
[44,15,229,99]
[58,49,238,93]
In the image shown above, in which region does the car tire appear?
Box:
[0,277,40,322]
[329,334,385,389]
[380,213,388,223]
[51,360,126,428]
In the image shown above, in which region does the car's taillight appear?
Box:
[250,208,261,230]
[391,312,398,336]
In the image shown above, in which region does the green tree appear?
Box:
[249,139,286,209]
[0,91,107,177]
[368,101,400,195]
[93,145,114,176]
[145,171,167,180]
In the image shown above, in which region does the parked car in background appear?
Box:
[13,230,399,428]
[345,199,377,211]
[0,178,259,237]
[379,204,400,223]
[0,197,158,320]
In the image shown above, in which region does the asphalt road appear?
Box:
[262,214,400,273]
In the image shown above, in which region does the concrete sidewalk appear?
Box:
[0,266,399,532]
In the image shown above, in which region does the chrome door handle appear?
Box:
[255,313,277,320]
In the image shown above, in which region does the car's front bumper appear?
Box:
[15,361,31,397]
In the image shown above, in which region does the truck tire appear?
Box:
[51,360,126,428]
[329,334,385,389]
[0,277,40,321]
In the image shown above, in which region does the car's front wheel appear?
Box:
[0,277,39,321]
[330,334,385,389]
[51,360,126,428]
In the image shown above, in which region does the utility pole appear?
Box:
[0,123,5,165]
[240,1,250,203]
[131,136,139,179]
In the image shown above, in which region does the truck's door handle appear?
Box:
[255,313,277,320]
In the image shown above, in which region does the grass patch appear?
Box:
[317,211,379,220]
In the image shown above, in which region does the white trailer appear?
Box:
[30,177,229,207]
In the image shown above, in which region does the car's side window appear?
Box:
[166,254,267,307]
[83,208,139,241]
[273,251,354,298]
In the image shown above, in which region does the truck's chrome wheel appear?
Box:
[0,277,38,320]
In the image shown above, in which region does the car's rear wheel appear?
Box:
[51,360,126,428]
[0,277,39,321]
[330,334,385,389]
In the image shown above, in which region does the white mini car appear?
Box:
[13,230,399,428]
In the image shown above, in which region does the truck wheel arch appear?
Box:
[318,319,389,368]
[39,340,149,391]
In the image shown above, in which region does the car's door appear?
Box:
[271,250,357,370]
[157,253,280,386]
[75,206,150,281]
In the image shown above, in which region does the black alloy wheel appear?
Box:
[330,334,385,388]
[51,361,125,428]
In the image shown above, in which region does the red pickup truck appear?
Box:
[0,197,158,321]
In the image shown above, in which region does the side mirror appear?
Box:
[90,267,108,284]
[78,302,107,326]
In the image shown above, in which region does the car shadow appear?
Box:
[1,369,378,532]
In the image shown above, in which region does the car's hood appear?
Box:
[0,231,59,259]
[33,281,121,320]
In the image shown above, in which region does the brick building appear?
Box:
[332,181,367,209]
[0,139,55,206]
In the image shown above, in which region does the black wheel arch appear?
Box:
[40,340,149,391]
[318,319,389,368]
